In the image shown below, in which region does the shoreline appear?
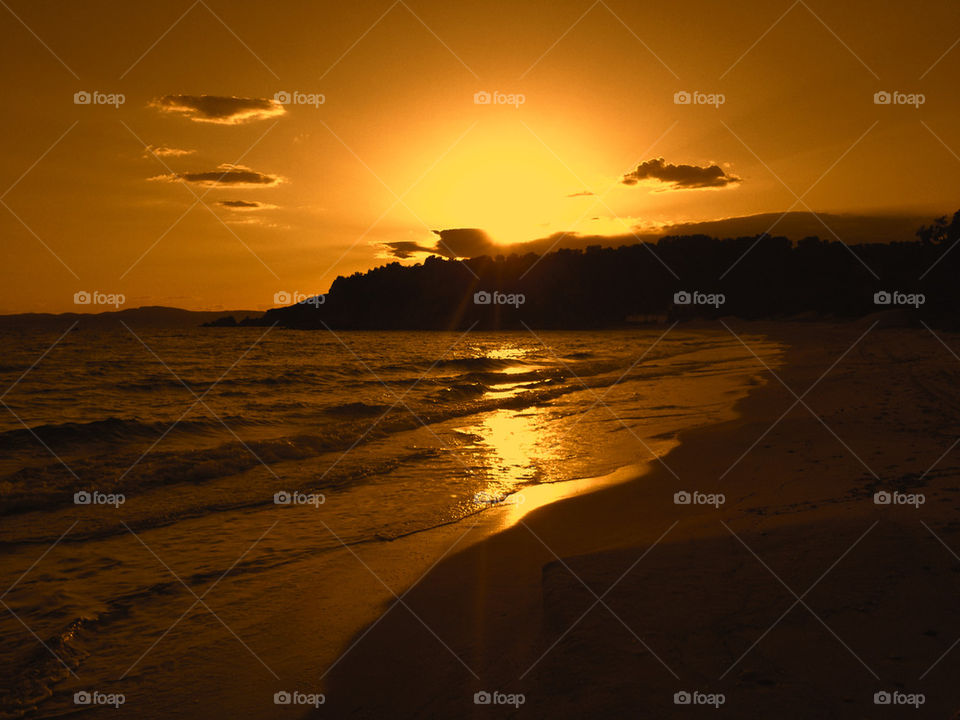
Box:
[323,321,960,718]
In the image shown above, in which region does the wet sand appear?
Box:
[323,320,960,718]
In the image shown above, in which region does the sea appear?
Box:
[0,326,781,718]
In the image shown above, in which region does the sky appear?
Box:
[0,0,958,313]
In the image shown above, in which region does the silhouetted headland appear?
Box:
[210,210,960,331]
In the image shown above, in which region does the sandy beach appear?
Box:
[323,320,960,718]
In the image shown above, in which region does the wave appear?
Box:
[432,357,526,371]
[430,382,488,400]
[0,357,673,519]
[323,401,394,417]
[0,338,749,528]
[0,615,91,719]
[0,416,261,453]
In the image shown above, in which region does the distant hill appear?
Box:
[218,210,960,331]
[381,211,935,260]
[0,306,262,330]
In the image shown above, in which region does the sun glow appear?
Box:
[408,121,626,247]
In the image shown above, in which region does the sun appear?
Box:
[407,119,620,247]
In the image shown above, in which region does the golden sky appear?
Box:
[1,0,958,312]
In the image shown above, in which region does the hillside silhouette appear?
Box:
[212,210,960,331]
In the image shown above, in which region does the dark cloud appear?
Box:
[151,95,285,124]
[217,200,275,210]
[381,241,435,259]
[431,228,498,258]
[622,157,741,190]
[567,191,595,197]
[219,200,261,208]
[150,164,283,188]
[379,229,498,260]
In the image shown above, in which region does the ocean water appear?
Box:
[0,327,781,718]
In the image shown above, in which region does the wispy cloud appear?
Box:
[145,144,194,157]
[150,95,285,124]
[622,157,742,190]
[149,163,284,188]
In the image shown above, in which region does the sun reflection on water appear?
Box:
[467,406,623,529]
[479,408,538,476]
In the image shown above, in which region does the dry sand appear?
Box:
[322,320,960,718]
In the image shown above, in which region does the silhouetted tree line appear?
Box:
[208,210,960,330]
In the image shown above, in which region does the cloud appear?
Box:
[149,164,283,188]
[379,229,499,260]
[151,95,285,124]
[567,191,595,197]
[621,157,741,190]
[217,200,276,210]
[381,241,435,259]
[431,228,499,258]
[145,144,194,157]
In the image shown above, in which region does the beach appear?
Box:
[324,320,960,718]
